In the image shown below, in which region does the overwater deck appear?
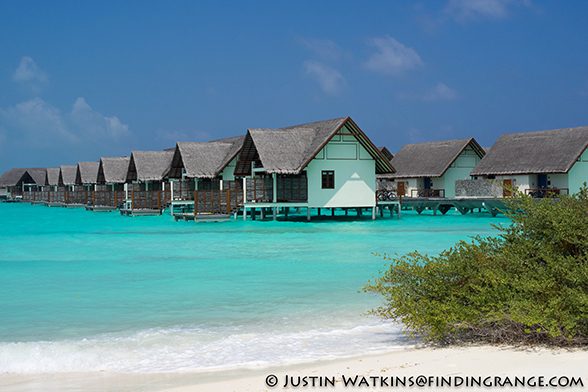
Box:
[395,197,507,217]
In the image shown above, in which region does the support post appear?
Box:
[272,173,277,203]
[273,206,277,221]
[307,207,311,222]
[243,206,247,220]
[331,208,335,216]
[372,206,376,220]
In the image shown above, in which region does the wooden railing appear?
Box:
[55,188,66,203]
[10,189,23,198]
[194,189,244,214]
[65,190,92,205]
[410,189,445,198]
[525,188,569,198]
[131,190,171,210]
[93,190,126,207]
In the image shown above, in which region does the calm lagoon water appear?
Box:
[0,203,507,373]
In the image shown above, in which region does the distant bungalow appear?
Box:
[234,116,395,220]
[0,168,45,200]
[93,157,131,211]
[42,167,60,206]
[379,138,485,198]
[74,162,100,206]
[470,126,588,197]
[123,150,174,215]
[59,165,84,207]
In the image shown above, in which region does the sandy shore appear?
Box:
[1,345,586,391]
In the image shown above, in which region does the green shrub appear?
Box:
[363,186,588,345]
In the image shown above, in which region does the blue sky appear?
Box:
[1,0,588,173]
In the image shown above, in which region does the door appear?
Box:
[503,179,512,197]
[397,181,405,196]
[538,174,547,189]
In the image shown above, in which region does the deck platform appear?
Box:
[391,197,507,217]
[194,213,231,222]
[173,212,194,221]
[86,205,118,212]
[119,208,162,217]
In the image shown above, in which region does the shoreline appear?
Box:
[1,345,586,391]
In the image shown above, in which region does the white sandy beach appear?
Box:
[1,345,586,392]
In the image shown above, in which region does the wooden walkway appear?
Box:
[384,197,508,217]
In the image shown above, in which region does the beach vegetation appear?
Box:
[363,185,588,345]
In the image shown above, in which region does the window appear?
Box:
[322,170,334,189]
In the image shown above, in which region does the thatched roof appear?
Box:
[0,171,9,187]
[26,168,47,186]
[45,168,60,186]
[0,168,27,187]
[235,117,394,176]
[470,126,588,176]
[127,150,174,182]
[97,157,130,184]
[381,138,485,179]
[59,165,78,186]
[0,168,48,187]
[168,135,245,179]
[75,162,100,185]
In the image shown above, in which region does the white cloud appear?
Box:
[0,97,130,149]
[445,0,531,23]
[0,98,77,147]
[299,37,347,62]
[303,61,347,96]
[70,97,130,142]
[12,57,48,94]
[363,35,424,76]
[423,83,459,101]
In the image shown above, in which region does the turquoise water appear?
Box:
[0,203,507,373]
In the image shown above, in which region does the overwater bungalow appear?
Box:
[378,138,485,198]
[166,135,245,218]
[0,171,8,200]
[234,116,395,220]
[59,165,81,207]
[92,157,131,211]
[468,126,588,197]
[73,161,100,207]
[13,168,47,203]
[122,150,174,215]
[0,168,28,200]
[43,167,61,206]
